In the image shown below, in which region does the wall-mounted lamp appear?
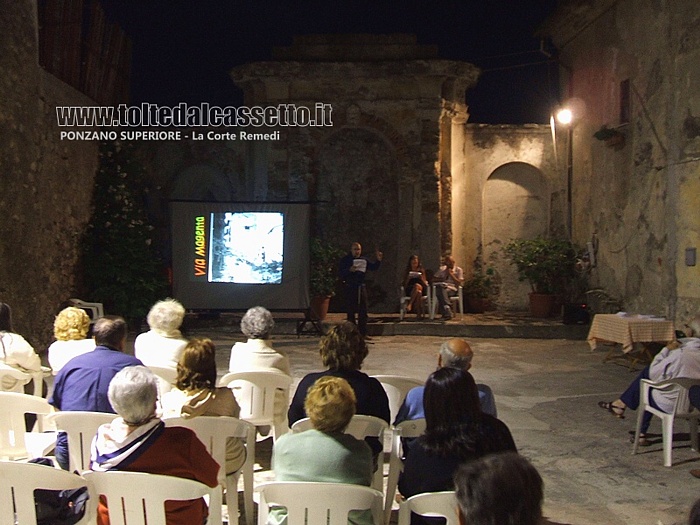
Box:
[556,108,573,125]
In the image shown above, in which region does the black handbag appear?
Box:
[28,458,89,525]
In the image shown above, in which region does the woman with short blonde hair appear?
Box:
[304,376,356,433]
[48,307,94,374]
[271,376,373,524]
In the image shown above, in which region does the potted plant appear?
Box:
[309,237,344,320]
[463,266,497,313]
[503,237,577,317]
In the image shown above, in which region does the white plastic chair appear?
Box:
[384,418,426,524]
[164,415,256,525]
[632,377,700,467]
[399,285,432,321]
[398,491,458,525]
[218,370,292,441]
[0,365,31,393]
[291,414,389,491]
[0,392,56,460]
[256,481,384,525]
[48,411,115,472]
[83,470,222,525]
[147,365,178,397]
[69,298,104,320]
[430,284,464,320]
[0,460,94,525]
[371,375,424,424]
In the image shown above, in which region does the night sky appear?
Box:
[101,0,559,124]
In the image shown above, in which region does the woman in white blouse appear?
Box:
[134,298,188,370]
[48,306,95,374]
[0,302,41,391]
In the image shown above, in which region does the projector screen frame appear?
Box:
[170,200,311,311]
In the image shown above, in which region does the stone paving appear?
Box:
[167,318,699,525]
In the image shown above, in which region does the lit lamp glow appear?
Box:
[556,108,573,125]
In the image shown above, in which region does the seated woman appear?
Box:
[0,302,42,392]
[398,367,517,525]
[91,366,219,525]
[288,321,390,458]
[134,298,188,370]
[403,255,429,319]
[48,306,94,374]
[228,306,291,435]
[271,376,373,525]
[161,337,246,474]
[599,321,700,445]
[228,306,290,374]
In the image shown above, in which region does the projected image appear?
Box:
[209,212,284,284]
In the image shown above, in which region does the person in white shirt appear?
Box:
[433,255,464,320]
[228,306,290,375]
[0,302,42,392]
[134,298,187,370]
[599,315,700,445]
[229,306,290,436]
[48,306,95,374]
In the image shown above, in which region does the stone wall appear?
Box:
[0,1,98,349]
[544,0,700,321]
[456,124,566,310]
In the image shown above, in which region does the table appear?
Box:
[587,313,675,368]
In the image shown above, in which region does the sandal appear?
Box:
[629,432,651,446]
[598,401,626,419]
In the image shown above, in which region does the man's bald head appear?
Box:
[438,338,474,371]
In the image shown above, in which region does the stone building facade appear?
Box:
[541,0,700,320]
[0,1,100,347]
[228,35,482,312]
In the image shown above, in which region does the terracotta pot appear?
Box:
[466,297,490,313]
[528,293,556,318]
[310,295,331,320]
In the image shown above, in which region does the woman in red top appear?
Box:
[91,365,219,525]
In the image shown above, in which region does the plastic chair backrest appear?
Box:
[83,470,222,525]
[0,365,31,393]
[371,375,424,423]
[147,365,178,397]
[218,370,292,434]
[48,411,115,471]
[69,298,104,320]
[384,418,426,524]
[398,491,458,525]
[0,460,94,525]
[257,481,383,525]
[0,392,54,459]
[164,415,255,525]
[291,414,388,441]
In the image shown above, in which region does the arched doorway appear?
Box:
[482,162,549,310]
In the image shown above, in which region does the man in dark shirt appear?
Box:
[49,316,142,469]
[338,242,382,338]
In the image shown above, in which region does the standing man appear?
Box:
[49,316,143,470]
[339,242,382,338]
[433,255,464,320]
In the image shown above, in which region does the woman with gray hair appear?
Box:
[134,298,188,370]
[229,306,291,436]
[91,365,219,525]
[228,306,290,374]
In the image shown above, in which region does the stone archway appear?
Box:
[482,162,549,310]
[314,127,398,312]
